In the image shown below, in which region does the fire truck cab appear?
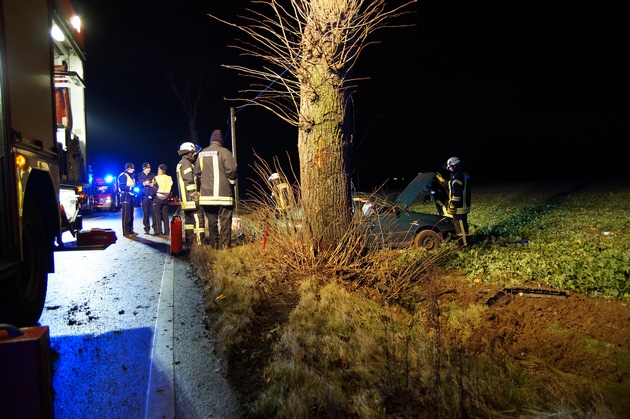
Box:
[1,0,115,327]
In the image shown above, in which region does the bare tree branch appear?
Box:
[208,0,416,127]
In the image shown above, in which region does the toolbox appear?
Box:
[0,324,54,418]
[77,227,117,247]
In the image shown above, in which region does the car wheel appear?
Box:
[413,230,441,250]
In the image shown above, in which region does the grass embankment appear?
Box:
[191,177,630,418]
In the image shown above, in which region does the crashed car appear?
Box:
[352,172,455,250]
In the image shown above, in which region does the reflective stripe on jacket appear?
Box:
[194,142,237,206]
[118,172,135,190]
[176,156,198,210]
[154,174,173,200]
[448,169,471,215]
[117,172,135,201]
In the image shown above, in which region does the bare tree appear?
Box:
[164,57,213,143]
[209,0,415,256]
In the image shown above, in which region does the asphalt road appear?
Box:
[39,208,242,418]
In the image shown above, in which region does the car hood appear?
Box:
[394,172,436,209]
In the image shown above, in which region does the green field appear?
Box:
[411,178,630,300]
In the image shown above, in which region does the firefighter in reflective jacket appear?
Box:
[268,172,291,213]
[176,142,205,245]
[194,130,237,249]
[118,162,137,237]
[445,156,471,246]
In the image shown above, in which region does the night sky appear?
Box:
[74,0,626,193]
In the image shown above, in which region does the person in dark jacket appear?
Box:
[194,130,237,249]
[117,162,137,237]
[445,156,471,246]
[136,162,157,234]
[176,141,205,246]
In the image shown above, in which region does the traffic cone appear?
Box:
[170,215,183,256]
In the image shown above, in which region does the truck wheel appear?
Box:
[413,230,441,250]
[0,206,49,326]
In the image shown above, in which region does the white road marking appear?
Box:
[145,253,175,418]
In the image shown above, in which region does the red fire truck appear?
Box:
[0,0,115,326]
[93,175,122,212]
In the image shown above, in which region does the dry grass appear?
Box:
[191,248,618,417]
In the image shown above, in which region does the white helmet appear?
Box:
[268,173,280,182]
[178,142,197,155]
[446,156,461,169]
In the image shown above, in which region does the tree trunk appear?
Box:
[298,2,353,255]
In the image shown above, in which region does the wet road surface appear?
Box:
[39,209,242,418]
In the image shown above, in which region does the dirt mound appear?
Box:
[429,273,630,369]
[424,269,630,416]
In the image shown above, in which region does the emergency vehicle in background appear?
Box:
[92,174,121,212]
[0,0,114,327]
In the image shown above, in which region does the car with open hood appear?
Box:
[352,172,455,250]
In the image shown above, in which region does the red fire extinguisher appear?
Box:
[171,215,183,256]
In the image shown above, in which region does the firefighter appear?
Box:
[268,172,291,213]
[194,130,237,249]
[445,156,471,246]
[176,141,205,245]
[118,162,137,237]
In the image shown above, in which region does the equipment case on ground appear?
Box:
[77,227,117,246]
[0,325,54,418]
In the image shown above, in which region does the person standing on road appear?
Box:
[136,162,157,235]
[176,141,205,246]
[445,156,471,246]
[152,164,173,237]
[118,162,137,237]
[194,129,237,249]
